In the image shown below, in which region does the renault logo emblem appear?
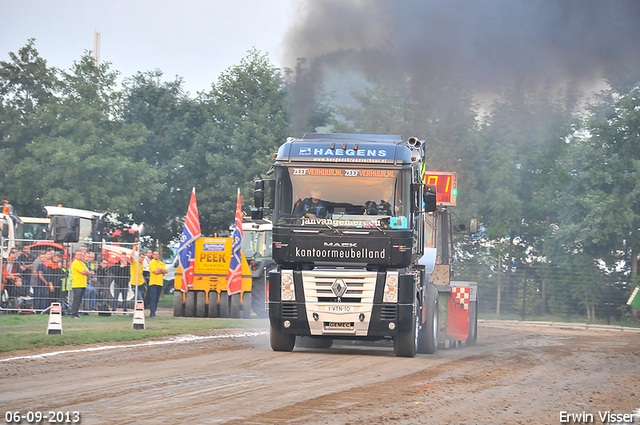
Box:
[331,279,348,298]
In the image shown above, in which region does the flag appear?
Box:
[227,188,243,295]
[177,188,201,292]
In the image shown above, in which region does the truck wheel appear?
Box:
[173,291,183,317]
[251,276,268,318]
[184,291,197,317]
[418,284,439,354]
[219,291,229,318]
[270,324,295,352]
[242,292,252,319]
[196,291,206,317]
[230,293,241,318]
[394,312,418,357]
[207,291,218,318]
[466,300,478,344]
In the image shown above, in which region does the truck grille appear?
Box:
[282,303,297,319]
[380,305,397,320]
[302,270,377,304]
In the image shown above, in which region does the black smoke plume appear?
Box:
[283,0,640,135]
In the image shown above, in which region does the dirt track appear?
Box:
[1,321,639,425]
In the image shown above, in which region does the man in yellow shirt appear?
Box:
[129,244,146,305]
[70,250,95,318]
[148,251,168,317]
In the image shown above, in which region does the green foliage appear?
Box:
[1,42,288,249]
[121,70,204,250]
[191,48,289,234]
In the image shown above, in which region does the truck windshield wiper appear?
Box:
[321,220,342,235]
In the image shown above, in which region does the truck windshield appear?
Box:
[241,229,273,260]
[16,222,49,240]
[274,166,411,229]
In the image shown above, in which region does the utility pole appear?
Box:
[93,31,101,66]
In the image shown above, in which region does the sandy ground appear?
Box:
[1,321,639,425]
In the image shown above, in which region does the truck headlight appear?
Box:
[281,271,295,301]
[383,272,398,303]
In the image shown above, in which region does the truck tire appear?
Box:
[270,324,295,352]
[173,292,183,317]
[219,291,229,318]
[207,291,218,318]
[184,291,197,317]
[418,284,439,354]
[196,291,206,317]
[230,293,241,318]
[394,311,418,357]
[251,277,267,318]
[466,300,478,345]
[242,292,252,319]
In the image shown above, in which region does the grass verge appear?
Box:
[0,312,268,353]
[478,312,640,328]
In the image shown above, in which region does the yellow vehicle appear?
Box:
[173,236,254,318]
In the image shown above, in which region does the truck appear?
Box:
[252,133,478,357]
[1,203,140,262]
[1,201,20,258]
[172,217,275,318]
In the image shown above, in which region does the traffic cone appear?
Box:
[47,302,63,335]
[132,300,145,330]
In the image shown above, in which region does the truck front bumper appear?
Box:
[269,301,415,338]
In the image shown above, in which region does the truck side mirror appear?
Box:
[253,180,265,220]
[469,218,478,234]
[254,180,265,209]
[424,184,437,212]
[268,179,275,210]
[1,223,8,238]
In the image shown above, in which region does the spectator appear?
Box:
[129,244,146,305]
[31,251,42,299]
[110,252,131,312]
[143,249,152,307]
[34,251,51,310]
[45,252,64,308]
[70,250,94,318]
[95,258,112,311]
[17,245,33,287]
[148,251,168,317]
[84,252,98,310]
[60,256,71,300]
[2,252,23,308]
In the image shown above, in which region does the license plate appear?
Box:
[327,305,351,312]
[325,322,354,330]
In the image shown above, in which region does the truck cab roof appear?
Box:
[276,133,419,165]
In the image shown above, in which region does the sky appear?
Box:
[0,0,297,96]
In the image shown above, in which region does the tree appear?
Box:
[19,53,161,214]
[0,40,59,215]
[555,77,640,288]
[191,49,289,234]
[121,70,204,252]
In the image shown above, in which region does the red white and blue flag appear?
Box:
[178,188,201,292]
[227,188,243,295]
